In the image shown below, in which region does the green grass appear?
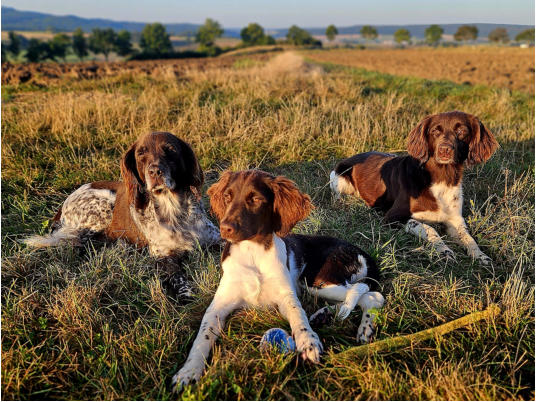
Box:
[2,52,534,400]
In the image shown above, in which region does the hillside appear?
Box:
[1,6,200,35]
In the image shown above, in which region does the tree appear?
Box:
[286,25,318,45]
[7,31,21,58]
[488,28,509,43]
[454,25,478,42]
[240,23,275,46]
[515,28,534,43]
[425,24,443,45]
[263,35,276,45]
[326,25,338,42]
[196,18,224,47]
[140,23,172,56]
[89,28,117,61]
[115,30,133,56]
[72,28,88,61]
[25,39,52,62]
[241,23,264,45]
[49,33,71,61]
[360,25,378,40]
[394,28,411,44]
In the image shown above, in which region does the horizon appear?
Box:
[2,1,534,30]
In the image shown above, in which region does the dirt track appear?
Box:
[305,46,535,93]
[1,56,268,86]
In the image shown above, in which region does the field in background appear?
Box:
[306,46,535,93]
[1,51,534,400]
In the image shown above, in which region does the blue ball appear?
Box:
[260,328,296,353]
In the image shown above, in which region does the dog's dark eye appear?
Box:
[456,126,469,138]
[163,145,176,154]
[246,193,264,206]
[136,147,147,156]
[224,192,232,204]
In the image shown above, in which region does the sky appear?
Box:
[2,0,534,28]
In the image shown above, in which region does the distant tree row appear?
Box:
[3,28,134,62]
[3,21,533,63]
[318,24,534,46]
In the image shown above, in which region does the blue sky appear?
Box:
[3,0,534,28]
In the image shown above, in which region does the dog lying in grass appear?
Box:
[23,132,220,298]
[172,169,384,389]
[330,111,498,265]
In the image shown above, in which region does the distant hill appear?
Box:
[2,6,533,40]
[1,6,200,35]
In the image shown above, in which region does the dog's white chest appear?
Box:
[413,182,463,223]
[222,238,292,307]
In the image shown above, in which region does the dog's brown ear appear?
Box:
[269,176,313,237]
[175,138,204,192]
[467,114,498,166]
[407,116,432,164]
[120,142,147,210]
[207,171,233,221]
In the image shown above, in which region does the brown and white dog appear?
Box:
[172,170,384,389]
[330,111,498,264]
[23,132,220,297]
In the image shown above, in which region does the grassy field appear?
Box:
[306,46,535,94]
[1,51,534,400]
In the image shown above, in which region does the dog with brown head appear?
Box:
[172,169,383,390]
[331,111,498,265]
[407,111,498,167]
[207,170,312,247]
[121,131,204,211]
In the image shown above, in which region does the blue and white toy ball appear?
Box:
[260,328,296,353]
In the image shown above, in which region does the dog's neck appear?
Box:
[424,159,464,187]
[148,188,197,227]
[222,233,281,266]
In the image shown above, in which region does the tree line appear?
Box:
[3,20,534,63]
[323,24,534,46]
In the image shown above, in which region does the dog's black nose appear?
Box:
[148,164,163,177]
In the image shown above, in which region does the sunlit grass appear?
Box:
[2,52,534,400]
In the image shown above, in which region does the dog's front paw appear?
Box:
[309,306,335,327]
[171,361,204,392]
[475,252,492,266]
[162,273,195,304]
[357,313,376,344]
[439,247,456,262]
[294,329,323,363]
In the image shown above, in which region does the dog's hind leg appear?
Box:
[357,291,385,343]
[337,282,370,320]
[308,282,370,324]
[330,171,358,199]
